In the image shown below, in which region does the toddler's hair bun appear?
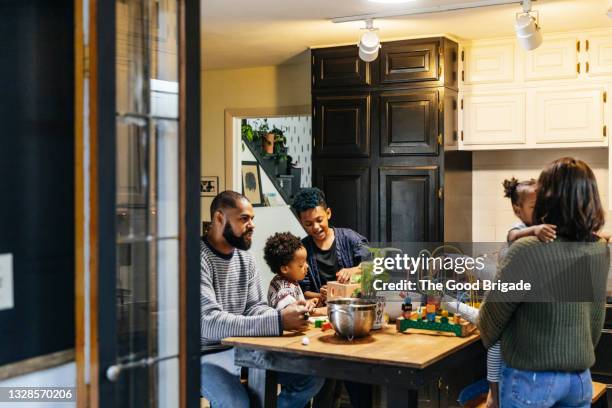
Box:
[503,177,519,198]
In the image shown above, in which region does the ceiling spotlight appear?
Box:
[358,19,380,62]
[515,0,543,51]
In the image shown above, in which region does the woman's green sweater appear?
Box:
[478,236,609,371]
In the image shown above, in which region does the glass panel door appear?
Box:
[112,1,180,406]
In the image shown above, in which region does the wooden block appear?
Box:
[327,281,360,299]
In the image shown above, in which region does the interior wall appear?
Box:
[200,62,311,221]
[0,0,75,373]
[472,149,610,242]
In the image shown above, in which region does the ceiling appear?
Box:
[201,0,612,70]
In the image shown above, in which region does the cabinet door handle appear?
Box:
[577,63,581,73]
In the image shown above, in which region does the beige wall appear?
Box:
[472,149,610,241]
[200,63,311,221]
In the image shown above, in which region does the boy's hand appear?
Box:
[307,298,319,310]
[535,224,556,242]
[280,304,310,332]
[336,265,361,283]
[320,285,328,302]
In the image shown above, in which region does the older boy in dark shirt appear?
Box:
[291,187,372,408]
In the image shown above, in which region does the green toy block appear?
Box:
[395,317,473,337]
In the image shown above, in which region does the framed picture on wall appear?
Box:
[241,161,264,206]
[200,176,219,197]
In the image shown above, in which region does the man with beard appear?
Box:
[200,190,324,408]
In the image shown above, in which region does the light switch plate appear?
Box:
[0,253,14,311]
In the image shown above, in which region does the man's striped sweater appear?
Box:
[200,239,282,347]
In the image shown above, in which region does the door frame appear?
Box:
[223,106,310,191]
[74,1,201,407]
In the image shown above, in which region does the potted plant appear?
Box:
[352,247,400,329]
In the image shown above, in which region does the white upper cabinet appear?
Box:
[534,87,605,144]
[459,29,611,151]
[462,92,525,145]
[463,43,514,84]
[587,35,612,77]
[524,37,578,81]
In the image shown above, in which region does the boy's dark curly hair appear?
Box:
[291,187,327,216]
[263,232,304,274]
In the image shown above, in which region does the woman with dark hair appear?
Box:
[478,157,609,407]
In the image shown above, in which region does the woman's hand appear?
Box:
[534,224,556,242]
[336,265,361,283]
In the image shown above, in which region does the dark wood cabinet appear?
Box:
[315,165,370,238]
[380,39,440,84]
[313,93,371,158]
[312,45,371,89]
[311,36,470,244]
[380,88,439,156]
[379,166,439,242]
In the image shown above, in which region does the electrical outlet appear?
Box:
[0,253,14,311]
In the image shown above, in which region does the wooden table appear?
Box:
[223,324,486,408]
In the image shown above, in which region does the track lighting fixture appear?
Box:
[358,19,381,62]
[514,0,543,50]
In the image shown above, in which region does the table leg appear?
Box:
[385,386,418,408]
[248,367,277,408]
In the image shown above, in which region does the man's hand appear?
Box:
[280,304,310,332]
[486,382,499,408]
[534,224,556,242]
[485,390,498,408]
[336,265,361,283]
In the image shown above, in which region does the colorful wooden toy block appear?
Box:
[395,317,476,337]
[327,281,361,300]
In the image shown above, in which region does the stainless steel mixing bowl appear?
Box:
[327,298,376,339]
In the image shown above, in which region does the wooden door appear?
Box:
[586,35,612,77]
[77,1,201,407]
[534,86,606,144]
[524,37,578,81]
[463,42,515,84]
[313,93,371,157]
[312,46,371,89]
[379,89,439,156]
[461,91,526,146]
[379,167,440,243]
[315,165,370,238]
[380,39,440,84]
